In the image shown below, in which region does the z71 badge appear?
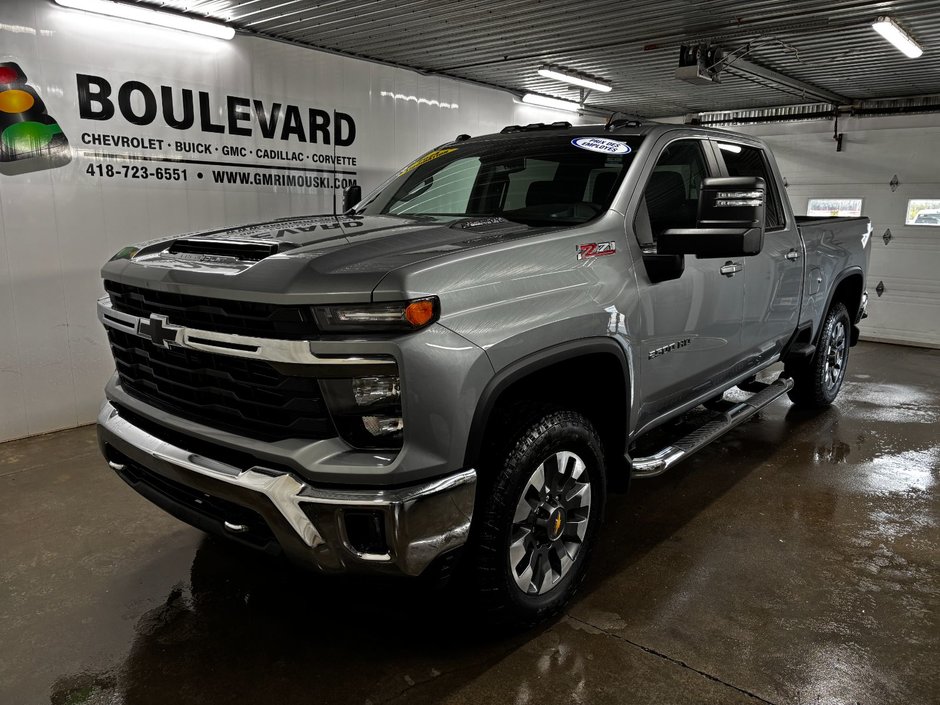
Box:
[577,241,616,260]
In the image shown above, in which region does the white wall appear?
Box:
[727,113,940,349]
[0,0,586,443]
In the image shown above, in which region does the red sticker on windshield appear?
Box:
[577,241,616,259]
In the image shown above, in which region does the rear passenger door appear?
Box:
[630,137,747,430]
[713,141,803,366]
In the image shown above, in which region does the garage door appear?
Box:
[753,116,940,348]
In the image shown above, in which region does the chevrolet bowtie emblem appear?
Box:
[137,314,181,349]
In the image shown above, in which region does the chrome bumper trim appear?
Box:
[96,295,395,367]
[98,402,476,575]
[101,402,324,547]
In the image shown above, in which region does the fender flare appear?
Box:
[463,337,632,468]
[816,266,864,345]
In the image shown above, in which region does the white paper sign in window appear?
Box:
[906,199,940,226]
[807,198,863,217]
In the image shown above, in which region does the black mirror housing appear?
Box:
[697,176,766,230]
[342,184,362,214]
[656,177,767,258]
[656,227,763,258]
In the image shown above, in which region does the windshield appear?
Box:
[357,134,644,226]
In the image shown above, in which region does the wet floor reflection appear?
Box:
[49,537,535,705]
[16,343,940,705]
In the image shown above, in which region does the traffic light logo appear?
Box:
[0,61,71,176]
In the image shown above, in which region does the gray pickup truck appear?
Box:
[96,121,871,624]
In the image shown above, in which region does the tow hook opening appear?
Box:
[343,510,389,555]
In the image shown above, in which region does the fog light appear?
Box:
[319,370,404,449]
[353,376,400,406]
[362,415,404,437]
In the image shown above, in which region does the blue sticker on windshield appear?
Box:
[571,137,631,155]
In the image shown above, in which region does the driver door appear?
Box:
[630,138,747,431]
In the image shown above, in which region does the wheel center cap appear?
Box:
[547,507,566,541]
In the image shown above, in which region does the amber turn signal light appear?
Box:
[404,300,436,327]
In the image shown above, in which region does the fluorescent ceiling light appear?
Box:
[54,0,236,40]
[537,66,612,93]
[872,16,923,58]
[521,93,581,113]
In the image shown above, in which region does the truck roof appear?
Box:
[467,120,760,145]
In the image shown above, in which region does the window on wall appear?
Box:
[807,198,864,217]
[906,199,940,226]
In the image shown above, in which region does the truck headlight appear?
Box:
[353,376,400,406]
[313,297,439,333]
[320,374,404,449]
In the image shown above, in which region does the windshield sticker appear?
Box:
[571,137,631,155]
[397,147,458,175]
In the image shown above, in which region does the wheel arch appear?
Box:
[817,267,864,345]
[464,338,631,476]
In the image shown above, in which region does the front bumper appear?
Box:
[97,401,476,576]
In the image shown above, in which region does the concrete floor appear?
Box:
[1,341,938,705]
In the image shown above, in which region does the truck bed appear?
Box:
[795,215,869,228]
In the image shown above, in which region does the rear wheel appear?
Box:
[469,409,606,626]
[788,301,851,408]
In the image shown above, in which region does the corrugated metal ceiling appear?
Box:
[137,0,940,117]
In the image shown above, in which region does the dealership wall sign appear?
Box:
[76,75,357,145]
[0,61,72,175]
[0,59,362,195]
[70,73,360,192]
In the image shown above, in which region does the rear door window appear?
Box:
[715,142,786,230]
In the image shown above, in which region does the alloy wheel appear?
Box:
[824,319,847,391]
[508,450,592,595]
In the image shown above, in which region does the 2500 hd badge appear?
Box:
[649,338,692,360]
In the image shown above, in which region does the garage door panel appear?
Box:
[764,126,940,348]
[771,127,940,186]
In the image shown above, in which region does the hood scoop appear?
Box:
[167,238,294,262]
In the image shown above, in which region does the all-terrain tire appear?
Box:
[788,301,852,408]
[468,409,606,626]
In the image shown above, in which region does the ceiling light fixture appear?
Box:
[53,0,236,40]
[521,93,582,113]
[872,16,923,58]
[537,65,612,93]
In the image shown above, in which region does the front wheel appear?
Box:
[788,301,852,408]
[469,409,606,626]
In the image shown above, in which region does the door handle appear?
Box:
[785,249,801,261]
[719,262,743,277]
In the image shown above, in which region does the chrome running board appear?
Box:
[630,377,794,479]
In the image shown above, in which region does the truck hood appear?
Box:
[102,214,546,303]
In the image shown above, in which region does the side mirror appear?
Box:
[657,177,766,258]
[342,184,362,214]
